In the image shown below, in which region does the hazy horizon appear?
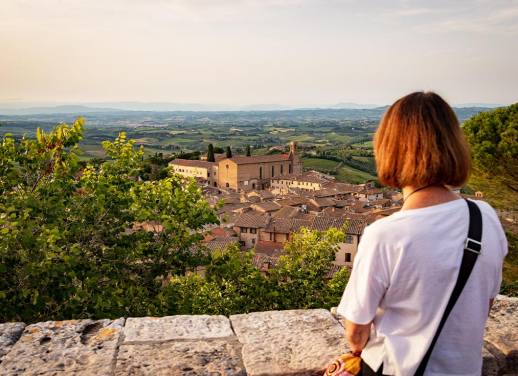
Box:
[1,0,517,106]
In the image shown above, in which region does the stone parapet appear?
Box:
[0,295,516,375]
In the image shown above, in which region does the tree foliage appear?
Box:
[161,228,350,315]
[207,143,215,162]
[463,104,518,191]
[0,119,218,322]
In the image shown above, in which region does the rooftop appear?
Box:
[226,154,290,165]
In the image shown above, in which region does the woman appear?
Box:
[336,92,507,375]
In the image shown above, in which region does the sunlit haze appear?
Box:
[1,0,517,108]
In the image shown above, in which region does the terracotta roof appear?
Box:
[204,227,237,241]
[234,212,270,228]
[311,216,346,231]
[217,203,250,214]
[310,197,336,208]
[313,188,338,198]
[226,154,291,165]
[345,219,368,235]
[254,240,284,257]
[203,237,240,251]
[322,207,348,217]
[251,201,282,213]
[272,206,300,219]
[264,218,312,233]
[170,159,215,168]
[275,196,308,207]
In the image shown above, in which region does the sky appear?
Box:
[1,0,517,108]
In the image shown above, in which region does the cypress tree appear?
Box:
[207,143,215,162]
[226,146,232,158]
[246,145,251,157]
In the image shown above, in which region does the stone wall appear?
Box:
[0,295,516,375]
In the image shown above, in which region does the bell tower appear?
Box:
[289,141,297,155]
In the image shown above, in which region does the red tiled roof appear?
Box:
[226,154,291,165]
[203,237,240,251]
[272,206,300,219]
[254,240,284,257]
[345,219,368,235]
[251,201,282,212]
[234,212,270,228]
[264,217,313,233]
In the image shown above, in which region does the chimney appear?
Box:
[289,141,297,155]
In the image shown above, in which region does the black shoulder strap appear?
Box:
[414,199,483,375]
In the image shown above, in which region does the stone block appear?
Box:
[0,322,25,361]
[115,339,246,376]
[485,295,518,372]
[0,318,124,375]
[123,315,234,343]
[230,309,347,376]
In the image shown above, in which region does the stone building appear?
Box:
[169,159,218,187]
[217,142,303,191]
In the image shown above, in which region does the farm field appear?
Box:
[302,158,376,184]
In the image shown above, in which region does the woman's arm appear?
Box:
[345,319,371,353]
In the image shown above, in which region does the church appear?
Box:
[170,142,303,191]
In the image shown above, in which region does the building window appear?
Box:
[269,233,274,241]
[345,253,352,262]
[241,227,248,233]
[345,234,354,243]
[226,183,230,188]
[289,164,292,174]
[252,238,256,244]
[250,228,257,234]
[244,180,249,186]
[259,166,263,179]
[271,165,275,177]
[252,183,256,189]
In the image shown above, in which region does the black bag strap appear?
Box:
[414,199,483,375]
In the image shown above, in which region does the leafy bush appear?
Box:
[0,119,218,322]
[161,228,350,315]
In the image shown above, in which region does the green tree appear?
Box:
[0,119,218,322]
[226,146,233,158]
[207,143,215,162]
[246,145,251,157]
[161,227,350,314]
[463,104,518,191]
[269,227,347,309]
[161,244,274,315]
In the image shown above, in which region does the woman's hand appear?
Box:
[345,319,371,354]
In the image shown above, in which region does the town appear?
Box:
[170,141,403,276]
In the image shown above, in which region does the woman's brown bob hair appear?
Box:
[374,91,471,189]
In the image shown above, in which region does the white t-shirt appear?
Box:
[337,198,507,376]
